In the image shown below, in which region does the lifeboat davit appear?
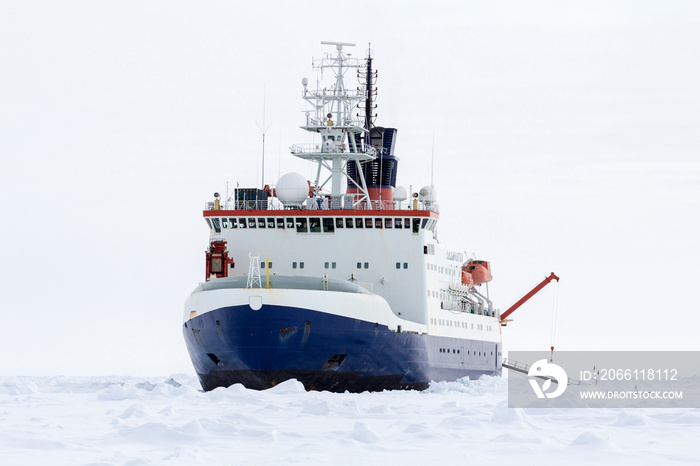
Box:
[465,260,492,285]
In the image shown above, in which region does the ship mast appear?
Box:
[290,41,376,209]
[362,45,376,131]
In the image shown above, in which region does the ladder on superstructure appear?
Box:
[247,253,262,289]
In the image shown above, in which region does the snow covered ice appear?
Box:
[1,375,699,465]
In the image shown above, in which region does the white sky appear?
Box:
[1,1,699,376]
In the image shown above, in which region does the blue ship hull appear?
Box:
[183,303,502,392]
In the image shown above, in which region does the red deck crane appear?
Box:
[500,272,559,326]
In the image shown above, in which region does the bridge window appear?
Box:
[286,218,294,228]
[258,218,266,228]
[394,218,402,229]
[374,218,382,229]
[384,218,392,228]
[205,218,213,230]
[345,218,354,228]
[248,218,256,228]
[421,219,428,229]
[222,218,228,228]
[323,218,334,232]
[276,218,284,229]
[230,218,237,229]
[404,218,410,229]
[364,218,373,228]
[355,218,363,228]
[238,218,247,228]
[212,218,221,233]
[267,218,275,228]
[335,218,344,228]
[296,218,308,232]
[412,219,420,233]
[309,217,321,232]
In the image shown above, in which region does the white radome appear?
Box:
[419,185,437,204]
[394,186,408,202]
[276,172,309,208]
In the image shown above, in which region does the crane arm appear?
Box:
[500,272,559,324]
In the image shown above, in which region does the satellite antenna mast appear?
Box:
[364,43,374,131]
[256,86,272,189]
[431,132,435,187]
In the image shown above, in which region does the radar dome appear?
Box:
[394,186,408,202]
[419,185,437,205]
[276,172,309,208]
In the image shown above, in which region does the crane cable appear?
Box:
[550,278,560,359]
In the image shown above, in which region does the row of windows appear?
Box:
[206,216,436,234]
[277,261,409,270]
[430,318,493,332]
[427,263,457,276]
[439,348,494,356]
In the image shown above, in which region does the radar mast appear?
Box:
[290,42,376,209]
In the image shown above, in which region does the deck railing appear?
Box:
[205,198,439,213]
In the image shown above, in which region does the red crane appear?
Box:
[500,272,559,326]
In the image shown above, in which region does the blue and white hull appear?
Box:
[183,277,502,392]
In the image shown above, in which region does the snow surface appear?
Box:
[2,375,699,465]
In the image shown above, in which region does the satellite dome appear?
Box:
[419,185,437,204]
[276,172,308,208]
[394,186,408,202]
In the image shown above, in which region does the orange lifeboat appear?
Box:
[465,260,492,285]
[461,269,474,288]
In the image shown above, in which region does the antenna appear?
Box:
[255,86,272,189]
[431,132,435,187]
[320,41,356,51]
[277,133,282,181]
